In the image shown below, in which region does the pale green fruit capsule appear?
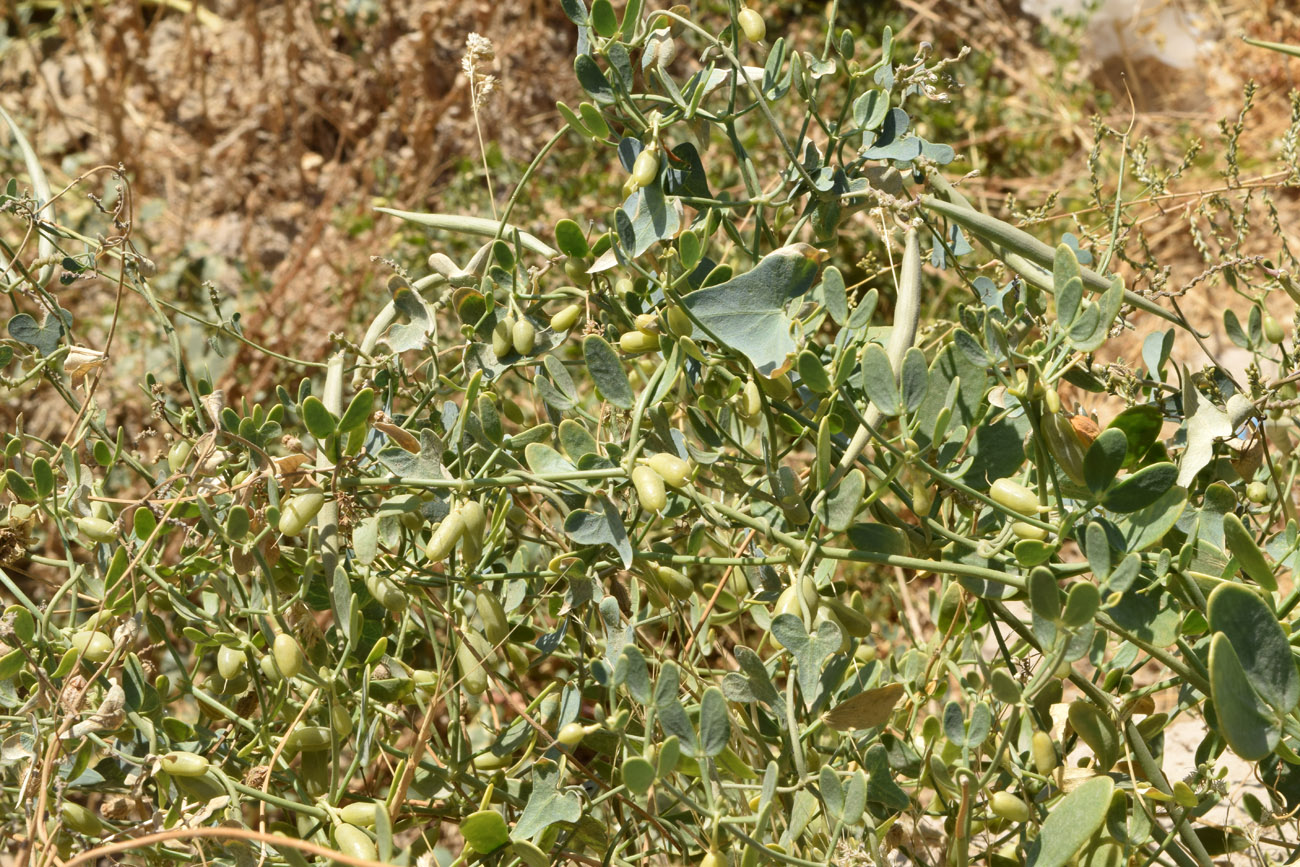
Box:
[989,478,1039,515]
[557,721,588,747]
[738,7,766,42]
[167,439,193,473]
[1011,521,1048,541]
[70,631,113,663]
[759,372,792,401]
[988,791,1031,823]
[1032,731,1057,775]
[646,452,691,487]
[630,148,660,188]
[278,490,325,537]
[61,802,102,837]
[701,849,730,867]
[456,631,490,696]
[273,633,304,679]
[216,645,246,679]
[76,516,117,544]
[425,508,466,562]
[655,566,695,600]
[365,572,408,613]
[1247,481,1269,503]
[512,318,537,355]
[476,590,510,645]
[550,303,583,333]
[160,751,210,777]
[1264,312,1285,345]
[741,380,762,418]
[338,801,381,828]
[665,305,692,336]
[492,317,515,358]
[634,313,660,333]
[285,725,333,754]
[620,330,659,355]
[334,823,377,861]
[632,465,667,512]
[460,501,487,542]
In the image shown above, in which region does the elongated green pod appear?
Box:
[375,208,558,258]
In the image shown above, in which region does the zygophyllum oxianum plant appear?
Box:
[5,2,1300,866]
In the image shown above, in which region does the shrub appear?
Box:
[3,3,1300,866]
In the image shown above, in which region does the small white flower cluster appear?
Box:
[462,32,498,111]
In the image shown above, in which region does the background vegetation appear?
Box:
[3,1,1300,866]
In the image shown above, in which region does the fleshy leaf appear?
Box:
[679,244,822,376]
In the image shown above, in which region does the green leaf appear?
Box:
[558,420,599,462]
[864,743,909,810]
[1084,428,1128,495]
[574,55,614,104]
[590,0,617,37]
[1209,633,1281,761]
[463,809,510,853]
[770,614,842,704]
[616,645,651,704]
[698,687,731,757]
[721,646,787,726]
[900,346,929,413]
[560,0,587,24]
[337,388,374,434]
[820,765,844,821]
[1061,581,1100,628]
[1114,486,1186,553]
[796,350,831,393]
[512,759,583,841]
[1027,776,1113,867]
[1101,462,1177,513]
[1107,405,1163,468]
[1207,583,1299,712]
[616,183,679,257]
[816,469,864,533]
[8,311,65,357]
[583,335,633,409]
[622,756,656,795]
[678,244,822,376]
[821,266,848,326]
[300,396,336,441]
[1067,700,1119,771]
[1028,568,1061,623]
[563,497,632,568]
[860,343,901,416]
[1222,513,1277,591]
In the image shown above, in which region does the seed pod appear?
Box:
[1264,313,1285,345]
[160,751,210,777]
[460,500,488,564]
[738,7,766,42]
[632,465,667,512]
[413,669,438,693]
[476,590,510,645]
[550,304,583,333]
[70,631,113,663]
[1032,731,1057,775]
[285,725,333,754]
[989,792,1030,823]
[630,148,660,188]
[620,330,659,355]
[646,452,691,487]
[989,478,1039,515]
[1042,414,1088,486]
[331,701,354,737]
[701,849,729,867]
[216,645,246,679]
[492,317,515,358]
[634,313,660,333]
[1247,481,1269,503]
[1011,521,1048,542]
[272,634,304,679]
[512,318,537,355]
[557,721,588,748]
[366,572,408,613]
[278,490,325,537]
[654,566,695,600]
[456,631,491,696]
[334,824,377,862]
[60,802,102,837]
[740,380,762,418]
[76,516,117,544]
[425,508,467,562]
[338,801,381,828]
[167,439,193,473]
[759,373,793,401]
[259,654,283,684]
[665,305,692,336]
[473,750,512,770]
